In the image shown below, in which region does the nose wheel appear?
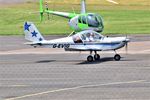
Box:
[114,54,121,61]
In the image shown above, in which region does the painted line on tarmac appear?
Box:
[5,80,146,100]
[0,85,29,88]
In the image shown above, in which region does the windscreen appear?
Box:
[87,14,100,27]
[80,31,102,42]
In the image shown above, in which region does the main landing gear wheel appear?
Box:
[94,54,100,61]
[87,55,94,62]
[114,54,121,61]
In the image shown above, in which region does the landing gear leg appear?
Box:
[114,50,121,61]
[94,51,100,61]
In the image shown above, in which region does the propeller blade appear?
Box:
[125,34,129,54]
[106,0,119,4]
[125,42,128,54]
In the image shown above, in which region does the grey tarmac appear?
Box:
[0,35,150,100]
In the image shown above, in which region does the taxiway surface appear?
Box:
[0,35,150,100]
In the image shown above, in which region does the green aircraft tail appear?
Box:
[39,0,77,21]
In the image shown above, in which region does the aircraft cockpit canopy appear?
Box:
[78,13,104,29]
[73,30,103,43]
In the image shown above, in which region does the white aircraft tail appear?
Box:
[24,22,45,42]
[81,0,86,14]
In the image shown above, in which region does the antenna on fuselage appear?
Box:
[81,0,86,14]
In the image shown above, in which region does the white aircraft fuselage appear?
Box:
[34,36,128,52]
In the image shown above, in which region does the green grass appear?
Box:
[0,0,150,35]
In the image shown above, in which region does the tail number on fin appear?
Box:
[53,44,70,48]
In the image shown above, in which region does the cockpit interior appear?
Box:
[73,31,103,43]
[78,13,103,28]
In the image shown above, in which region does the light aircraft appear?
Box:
[39,0,119,34]
[24,22,130,62]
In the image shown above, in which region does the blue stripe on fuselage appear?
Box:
[71,42,121,46]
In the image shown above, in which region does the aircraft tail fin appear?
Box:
[24,22,45,42]
[81,0,86,14]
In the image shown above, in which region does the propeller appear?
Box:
[125,41,128,54]
[125,34,129,54]
[38,0,119,22]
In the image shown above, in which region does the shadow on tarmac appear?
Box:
[36,60,56,63]
[34,57,135,65]
[77,57,136,65]
[77,57,114,65]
